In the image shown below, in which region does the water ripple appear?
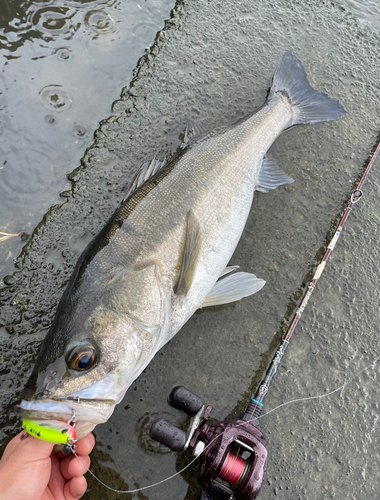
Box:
[32,7,75,37]
[71,123,87,138]
[54,46,72,61]
[44,114,58,126]
[39,85,73,112]
[84,9,116,35]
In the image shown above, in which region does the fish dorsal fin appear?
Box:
[256,155,294,193]
[181,119,210,148]
[202,272,266,308]
[123,157,167,201]
[175,210,202,296]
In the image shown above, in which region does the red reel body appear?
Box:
[150,387,268,500]
[197,419,268,500]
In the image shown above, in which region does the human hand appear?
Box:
[0,430,95,500]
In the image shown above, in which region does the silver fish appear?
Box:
[17,51,346,440]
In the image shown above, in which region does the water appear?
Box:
[0,0,177,278]
[1,0,380,499]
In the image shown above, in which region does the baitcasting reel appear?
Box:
[150,386,268,500]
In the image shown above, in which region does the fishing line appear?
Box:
[72,353,380,494]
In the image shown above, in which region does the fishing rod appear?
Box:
[150,139,380,500]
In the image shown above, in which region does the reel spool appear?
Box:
[150,386,268,500]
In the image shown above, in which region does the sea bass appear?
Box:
[17,51,346,440]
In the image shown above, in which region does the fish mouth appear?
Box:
[17,371,126,423]
[16,397,116,439]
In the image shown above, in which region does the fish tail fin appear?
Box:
[269,50,346,125]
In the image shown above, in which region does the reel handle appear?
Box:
[170,386,203,415]
[150,387,205,451]
[149,418,187,452]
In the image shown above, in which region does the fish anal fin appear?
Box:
[175,210,201,296]
[256,155,294,193]
[202,272,265,308]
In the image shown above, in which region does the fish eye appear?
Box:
[67,343,97,372]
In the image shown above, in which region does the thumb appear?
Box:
[3,431,54,464]
[0,432,54,500]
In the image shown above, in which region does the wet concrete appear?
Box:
[1,0,380,499]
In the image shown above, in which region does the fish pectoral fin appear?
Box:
[202,272,266,308]
[256,155,294,193]
[175,210,202,296]
[123,157,167,201]
[181,119,210,148]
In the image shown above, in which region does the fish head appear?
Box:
[17,261,169,440]
[18,307,157,439]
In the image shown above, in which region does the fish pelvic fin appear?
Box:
[269,50,346,125]
[175,210,201,296]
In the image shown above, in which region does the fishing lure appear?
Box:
[22,419,76,445]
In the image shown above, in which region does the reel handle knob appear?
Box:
[150,418,187,452]
[170,386,203,415]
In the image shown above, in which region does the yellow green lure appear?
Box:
[22,419,77,445]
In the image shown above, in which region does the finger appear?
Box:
[22,435,54,457]
[55,433,95,461]
[0,433,54,500]
[1,432,25,458]
[2,431,54,463]
[55,447,76,461]
[48,455,66,500]
[41,488,55,500]
[75,433,95,456]
[69,455,90,477]
[64,476,87,500]
[48,454,66,500]
[60,455,90,480]
[0,433,22,461]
